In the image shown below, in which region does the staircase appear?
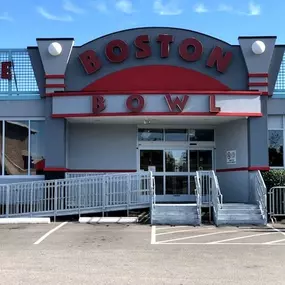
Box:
[151,204,200,225]
[215,203,266,226]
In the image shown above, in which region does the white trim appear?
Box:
[0,175,45,179]
[0,117,45,121]
[28,120,31,175]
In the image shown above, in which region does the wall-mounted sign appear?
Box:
[148,166,156,172]
[0,61,12,80]
[226,150,236,164]
[92,94,220,114]
[79,34,233,76]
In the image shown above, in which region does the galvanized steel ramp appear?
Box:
[0,172,154,218]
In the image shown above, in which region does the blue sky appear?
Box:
[0,0,284,48]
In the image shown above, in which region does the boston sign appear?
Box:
[79,34,233,75]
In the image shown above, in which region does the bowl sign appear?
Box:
[1,61,12,80]
[226,150,236,164]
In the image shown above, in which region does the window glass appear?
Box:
[138,129,163,141]
[166,176,188,195]
[4,121,29,175]
[165,129,187,141]
[165,150,188,172]
[190,150,212,171]
[140,150,163,172]
[189,129,214,141]
[30,121,45,175]
[268,130,284,167]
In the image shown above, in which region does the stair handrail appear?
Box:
[252,170,267,221]
[150,171,156,207]
[194,172,202,222]
[211,170,223,217]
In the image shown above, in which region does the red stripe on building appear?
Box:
[248,73,269,78]
[45,74,65,79]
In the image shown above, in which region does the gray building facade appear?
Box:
[1,27,285,203]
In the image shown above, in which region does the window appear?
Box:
[0,120,45,176]
[138,129,163,141]
[189,129,214,141]
[268,115,284,167]
[268,130,283,167]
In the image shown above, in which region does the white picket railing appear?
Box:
[210,171,223,223]
[249,170,267,223]
[195,171,213,205]
[0,172,154,218]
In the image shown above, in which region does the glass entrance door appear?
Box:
[139,147,214,202]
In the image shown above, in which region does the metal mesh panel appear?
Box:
[0,49,39,97]
[274,52,285,91]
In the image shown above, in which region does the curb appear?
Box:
[79,217,138,224]
[0,218,51,224]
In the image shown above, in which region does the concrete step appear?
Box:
[151,204,201,225]
[220,203,259,210]
[218,214,263,221]
[219,209,262,215]
[217,219,266,226]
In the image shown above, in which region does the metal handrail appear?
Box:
[210,170,223,219]
[250,170,267,222]
[0,171,153,218]
[194,173,202,222]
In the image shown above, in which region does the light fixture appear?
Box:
[251,40,266,55]
[48,42,63,56]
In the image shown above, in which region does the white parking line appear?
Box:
[267,224,285,236]
[155,226,189,231]
[207,232,278,244]
[34,222,68,245]
[157,230,240,244]
[151,225,156,244]
[156,228,209,236]
[264,238,285,245]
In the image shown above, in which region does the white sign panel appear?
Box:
[148,166,156,172]
[226,150,236,164]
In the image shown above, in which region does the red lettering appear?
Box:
[157,34,173,58]
[179,38,203,62]
[207,46,232,73]
[165,94,189,112]
[92,96,106,114]
[79,50,101,75]
[105,40,129,63]
[209,95,221,113]
[1,61,12,80]
[134,35,151,59]
[126,94,144,112]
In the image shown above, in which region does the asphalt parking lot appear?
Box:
[1,222,285,285]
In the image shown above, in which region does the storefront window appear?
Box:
[0,120,45,176]
[268,130,284,167]
[30,121,45,175]
[4,121,29,175]
[189,129,214,141]
[165,129,187,141]
[138,129,163,141]
[165,150,188,172]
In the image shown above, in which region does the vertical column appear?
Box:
[36,38,74,179]
[238,37,276,170]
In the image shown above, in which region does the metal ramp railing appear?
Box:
[0,172,154,218]
[268,186,285,223]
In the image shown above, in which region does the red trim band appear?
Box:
[248,73,269,78]
[248,82,268,87]
[45,84,66,88]
[44,167,68,172]
[216,166,270,172]
[46,90,265,97]
[52,112,263,118]
[45,75,65,79]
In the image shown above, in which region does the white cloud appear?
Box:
[193,3,208,13]
[248,1,261,16]
[0,12,13,22]
[115,0,134,14]
[91,1,109,13]
[37,7,73,21]
[153,0,183,16]
[63,0,85,14]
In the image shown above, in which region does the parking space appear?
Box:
[152,224,285,245]
[1,222,285,284]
